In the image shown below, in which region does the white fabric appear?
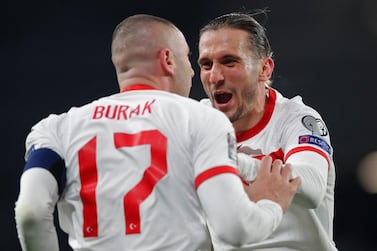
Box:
[15,168,59,251]
[287,150,328,208]
[238,151,328,209]
[202,87,337,251]
[237,152,261,182]
[16,88,284,251]
[198,174,282,247]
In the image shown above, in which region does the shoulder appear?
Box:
[273,89,322,118]
[199,98,212,107]
[273,88,330,137]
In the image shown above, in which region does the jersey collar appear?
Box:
[120,84,156,93]
[236,87,277,142]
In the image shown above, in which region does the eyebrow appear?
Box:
[198,53,241,64]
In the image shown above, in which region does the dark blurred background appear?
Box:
[2,0,376,250]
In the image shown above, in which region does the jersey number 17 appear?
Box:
[78,130,167,237]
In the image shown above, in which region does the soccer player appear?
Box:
[15,14,300,251]
[198,11,337,250]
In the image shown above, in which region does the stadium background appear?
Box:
[2,0,376,250]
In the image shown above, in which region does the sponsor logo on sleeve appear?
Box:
[298,135,332,155]
[301,115,328,136]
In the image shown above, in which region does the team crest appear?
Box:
[301,115,328,136]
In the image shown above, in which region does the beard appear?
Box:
[227,83,258,123]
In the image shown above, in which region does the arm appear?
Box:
[285,150,328,208]
[281,110,332,209]
[15,168,60,251]
[237,150,328,209]
[197,156,300,247]
[193,109,299,246]
[237,152,261,182]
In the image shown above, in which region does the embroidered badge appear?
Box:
[301,115,328,136]
[298,135,332,155]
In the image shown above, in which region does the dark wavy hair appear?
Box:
[199,10,273,60]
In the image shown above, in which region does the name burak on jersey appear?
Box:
[92,99,156,120]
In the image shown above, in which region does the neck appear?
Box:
[232,85,269,133]
[118,76,167,92]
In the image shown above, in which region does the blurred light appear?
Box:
[357,151,377,193]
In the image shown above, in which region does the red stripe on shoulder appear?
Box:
[195,166,239,189]
[285,146,330,169]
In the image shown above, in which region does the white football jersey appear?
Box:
[202,87,337,251]
[24,85,240,251]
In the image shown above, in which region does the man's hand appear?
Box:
[244,156,301,213]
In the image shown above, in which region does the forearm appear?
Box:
[238,148,329,208]
[197,174,282,246]
[237,153,261,182]
[287,151,328,208]
[15,168,60,251]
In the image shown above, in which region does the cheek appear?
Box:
[200,71,209,85]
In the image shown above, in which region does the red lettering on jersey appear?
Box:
[92,100,155,121]
[117,105,130,120]
[105,105,119,119]
[93,106,105,119]
[142,99,156,115]
[129,105,140,118]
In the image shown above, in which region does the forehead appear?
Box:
[199,28,250,54]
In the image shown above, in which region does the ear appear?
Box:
[159,48,175,76]
[258,57,274,82]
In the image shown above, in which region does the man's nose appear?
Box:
[209,64,224,84]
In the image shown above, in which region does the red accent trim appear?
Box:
[270,148,284,162]
[195,166,239,189]
[240,177,249,186]
[121,84,156,93]
[236,88,276,142]
[285,146,330,169]
[254,148,285,162]
[253,155,264,160]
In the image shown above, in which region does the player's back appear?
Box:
[27,87,232,250]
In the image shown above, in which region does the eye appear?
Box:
[221,57,237,66]
[198,60,212,70]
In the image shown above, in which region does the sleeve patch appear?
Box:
[298,135,332,155]
[301,115,328,136]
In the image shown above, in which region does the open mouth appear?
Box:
[214,91,232,104]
